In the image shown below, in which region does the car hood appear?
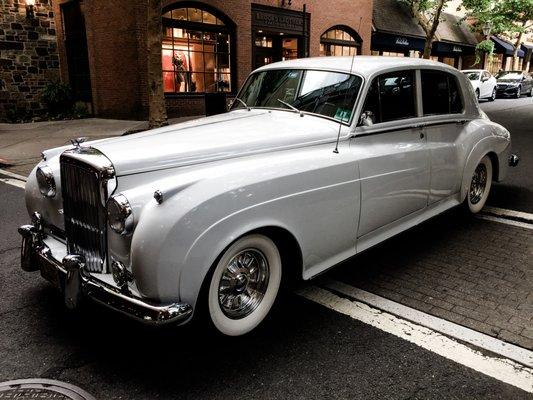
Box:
[86,110,341,176]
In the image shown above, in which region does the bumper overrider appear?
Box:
[18,220,193,325]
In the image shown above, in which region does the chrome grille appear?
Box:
[60,155,108,272]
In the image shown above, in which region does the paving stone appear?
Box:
[332,209,533,350]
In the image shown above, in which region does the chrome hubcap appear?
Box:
[469,163,487,205]
[218,249,269,319]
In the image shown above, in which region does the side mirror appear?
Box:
[481,77,489,82]
[358,111,375,127]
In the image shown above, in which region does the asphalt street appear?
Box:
[0,176,530,397]
[480,97,533,213]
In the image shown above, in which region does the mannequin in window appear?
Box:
[173,53,195,92]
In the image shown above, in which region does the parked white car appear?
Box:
[462,69,497,101]
[20,57,518,336]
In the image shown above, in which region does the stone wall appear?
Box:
[0,0,60,121]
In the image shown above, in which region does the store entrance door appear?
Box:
[253,33,301,69]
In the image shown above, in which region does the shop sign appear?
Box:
[395,37,410,46]
[453,46,462,52]
[252,5,309,35]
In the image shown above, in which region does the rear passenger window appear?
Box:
[421,70,463,115]
[361,70,416,124]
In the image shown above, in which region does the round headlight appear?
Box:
[106,194,133,235]
[36,165,56,197]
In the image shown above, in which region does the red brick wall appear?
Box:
[55,0,373,120]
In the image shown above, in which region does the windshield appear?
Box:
[233,69,363,123]
[462,71,480,81]
[496,71,522,80]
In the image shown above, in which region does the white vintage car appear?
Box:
[20,57,518,336]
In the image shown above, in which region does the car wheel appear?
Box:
[489,87,496,101]
[528,87,533,97]
[207,234,282,336]
[516,87,521,98]
[465,155,492,214]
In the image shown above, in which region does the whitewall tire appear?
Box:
[207,234,282,336]
[466,155,492,214]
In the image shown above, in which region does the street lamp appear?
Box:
[26,0,35,19]
[482,21,493,39]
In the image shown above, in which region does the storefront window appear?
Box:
[320,27,361,57]
[162,6,232,93]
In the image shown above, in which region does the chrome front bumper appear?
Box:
[18,222,192,326]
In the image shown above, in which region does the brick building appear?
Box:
[50,0,372,120]
[0,0,60,121]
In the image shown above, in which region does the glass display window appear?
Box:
[162,6,232,93]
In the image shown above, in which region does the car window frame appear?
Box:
[358,68,419,125]
[231,67,366,126]
[420,69,465,117]
[353,67,469,137]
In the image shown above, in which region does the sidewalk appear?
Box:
[0,116,201,176]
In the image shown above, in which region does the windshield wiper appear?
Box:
[277,99,303,117]
[233,97,251,111]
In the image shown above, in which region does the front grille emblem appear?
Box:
[70,137,88,150]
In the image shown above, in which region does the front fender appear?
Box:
[128,145,359,308]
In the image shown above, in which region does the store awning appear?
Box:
[492,36,525,57]
[371,31,426,52]
[432,41,475,55]
[521,43,533,54]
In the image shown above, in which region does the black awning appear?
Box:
[371,31,425,52]
[492,36,525,57]
[432,41,475,56]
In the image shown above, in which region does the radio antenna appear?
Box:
[334,17,362,154]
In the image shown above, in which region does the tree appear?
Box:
[147,0,167,128]
[461,0,533,69]
[400,0,451,59]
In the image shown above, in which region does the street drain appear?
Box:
[0,379,96,399]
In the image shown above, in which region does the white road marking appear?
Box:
[482,206,533,223]
[0,168,27,181]
[476,214,533,230]
[322,280,533,367]
[298,285,533,393]
[0,177,25,189]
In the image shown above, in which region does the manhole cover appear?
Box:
[0,379,96,399]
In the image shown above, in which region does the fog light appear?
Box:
[36,165,56,197]
[106,194,133,234]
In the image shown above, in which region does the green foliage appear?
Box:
[41,81,74,116]
[461,0,533,39]
[71,101,89,119]
[475,39,495,65]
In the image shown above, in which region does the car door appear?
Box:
[481,71,493,97]
[420,70,466,204]
[353,69,430,238]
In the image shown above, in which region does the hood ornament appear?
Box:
[71,137,88,150]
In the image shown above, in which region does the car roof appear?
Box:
[255,56,458,77]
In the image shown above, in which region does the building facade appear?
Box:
[0,0,60,121]
[371,0,479,69]
[49,0,372,120]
